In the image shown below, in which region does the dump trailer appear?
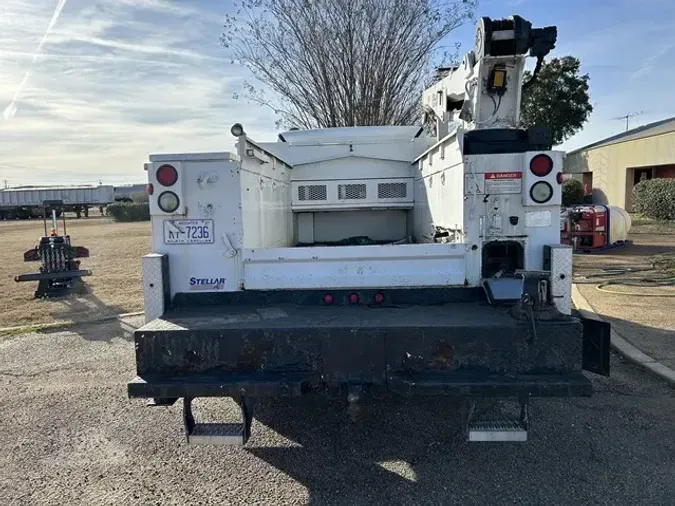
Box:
[0,185,114,219]
[128,15,610,443]
[113,184,147,202]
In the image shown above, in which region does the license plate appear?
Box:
[163,219,214,244]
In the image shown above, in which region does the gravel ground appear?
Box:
[574,233,675,369]
[1,319,674,506]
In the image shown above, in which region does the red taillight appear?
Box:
[348,293,360,305]
[146,183,154,195]
[530,154,553,177]
[156,164,178,186]
[374,293,384,304]
[556,172,564,184]
[323,293,333,305]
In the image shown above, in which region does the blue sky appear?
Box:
[1,0,674,186]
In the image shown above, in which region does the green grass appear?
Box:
[0,320,77,340]
[630,214,675,235]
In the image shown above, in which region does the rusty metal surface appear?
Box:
[134,302,582,384]
[387,371,592,397]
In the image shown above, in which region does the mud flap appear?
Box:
[579,313,611,376]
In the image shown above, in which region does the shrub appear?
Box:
[633,179,675,220]
[131,191,149,203]
[562,178,584,206]
[106,202,150,222]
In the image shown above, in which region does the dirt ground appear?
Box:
[0,217,150,328]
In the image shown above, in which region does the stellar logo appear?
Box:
[189,277,226,291]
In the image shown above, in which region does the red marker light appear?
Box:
[323,293,333,305]
[374,293,384,304]
[348,293,360,305]
[146,183,154,195]
[156,164,178,186]
[530,154,553,177]
[556,172,564,184]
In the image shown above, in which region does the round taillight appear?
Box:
[530,154,553,177]
[158,191,180,213]
[323,293,333,305]
[156,164,178,186]
[348,293,360,305]
[556,172,564,184]
[146,183,154,195]
[374,293,384,304]
[530,181,553,204]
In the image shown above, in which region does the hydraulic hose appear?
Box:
[574,258,675,297]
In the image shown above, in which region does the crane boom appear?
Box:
[422,16,557,139]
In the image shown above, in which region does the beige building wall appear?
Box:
[564,131,675,210]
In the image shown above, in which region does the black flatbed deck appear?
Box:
[139,301,532,333]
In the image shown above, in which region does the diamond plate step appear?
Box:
[187,423,245,445]
[468,419,528,442]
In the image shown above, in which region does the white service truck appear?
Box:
[128,15,610,443]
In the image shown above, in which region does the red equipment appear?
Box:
[561,204,630,253]
[14,200,92,298]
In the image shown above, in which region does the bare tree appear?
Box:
[222,0,476,129]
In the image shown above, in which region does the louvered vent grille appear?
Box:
[298,185,327,201]
[377,182,407,199]
[338,184,367,200]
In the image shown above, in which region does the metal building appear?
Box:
[564,117,675,211]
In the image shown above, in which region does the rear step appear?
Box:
[188,423,246,445]
[466,398,529,442]
[183,397,254,446]
[468,419,528,441]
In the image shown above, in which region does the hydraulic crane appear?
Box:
[422,15,557,139]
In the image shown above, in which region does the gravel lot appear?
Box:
[1,320,674,506]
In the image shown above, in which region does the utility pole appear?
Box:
[613,111,643,132]
[3,179,7,189]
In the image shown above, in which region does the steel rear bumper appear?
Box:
[128,302,594,400]
[128,370,592,399]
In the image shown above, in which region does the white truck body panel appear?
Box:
[149,156,244,294]
[242,243,466,290]
[145,125,565,303]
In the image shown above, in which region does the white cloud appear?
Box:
[2,0,69,119]
[0,0,278,186]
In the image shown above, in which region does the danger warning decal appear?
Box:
[484,172,522,194]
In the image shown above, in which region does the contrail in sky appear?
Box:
[2,0,69,120]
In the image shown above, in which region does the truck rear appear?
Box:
[128,125,609,443]
[128,15,610,443]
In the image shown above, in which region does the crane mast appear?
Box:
[422,16,557,140]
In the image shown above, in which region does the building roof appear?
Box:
[567,116,675,155]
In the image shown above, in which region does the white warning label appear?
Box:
[484,172,522,194]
